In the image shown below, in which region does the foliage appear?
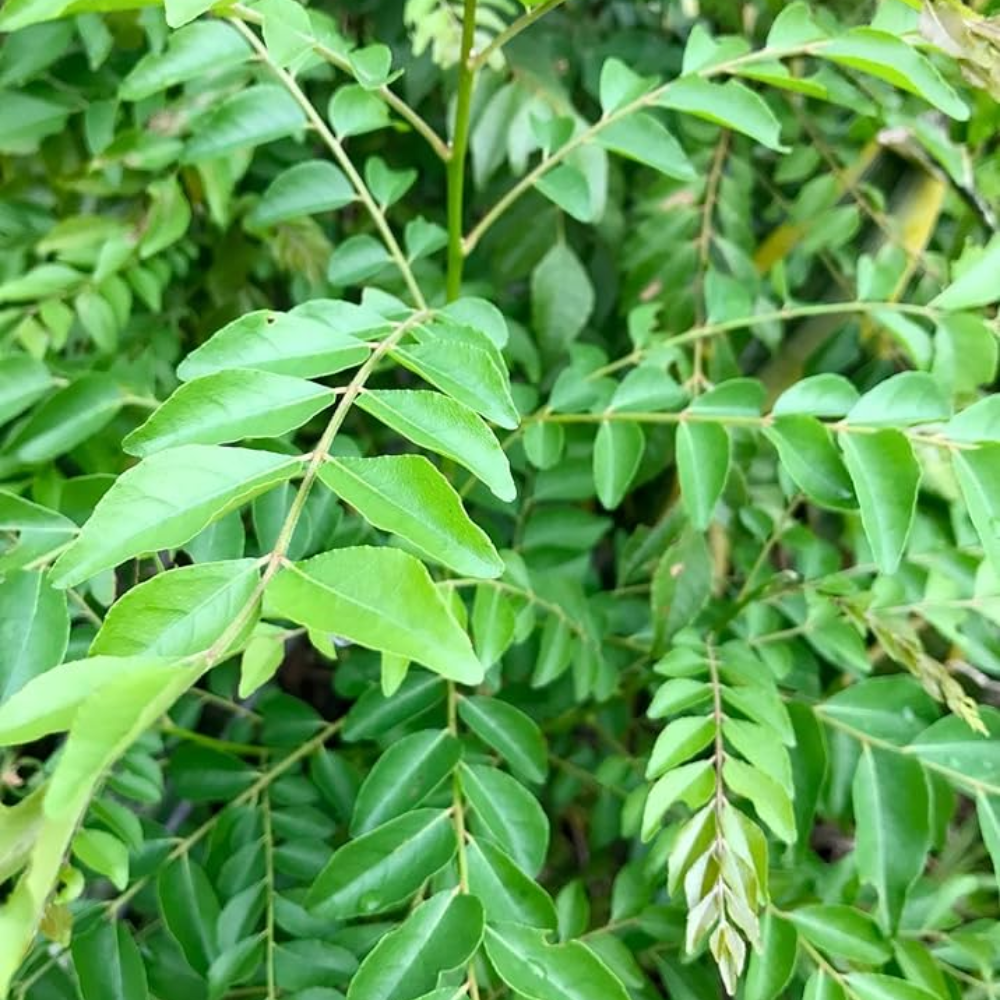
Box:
[1,1,1000,999]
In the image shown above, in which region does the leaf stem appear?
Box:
[469,0,567,70]
[446,0,479,300]
[229,17,427,309]
[227,3,451,161]
[462,38,830,254]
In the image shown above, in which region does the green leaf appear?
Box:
[258,0,312,67]
[71,921,149,1000]
[327,235,391,285]
[466,836,558,929]
[535,164,595,223]
[789,904,892,964]
[953,445,1000,574]
[124,370,335,456]
[6,374,122,464]
[343,672,446,743]
[483,924,630,1000]
[461,762,549,874]
[931,237,1000,310]
[594,421,645,510]
[531,243,595,355]
[596,113,696,180]
[329,84,390,137]
[804,971,847,1000]
[357,389,515,501]
[159,856,220,974]
[51,446,301,588]
[846,372,951,426]
[767,2,828,47]
[524,422,566,470]
[820,29,969,120]
[933,314,998,394]
[676,421,730,530]
[840,430,921,574]
[458,695,548,784]
[471,584,516,667]
[745,912,797,1000]
[346,891,483,1000]
[268,547,483,684]
[349,43,393,89]
[908,710,1000,793]
[947,396,1000,443]
[0,355,51,425]
[642,760,714,841]
[599,57,653,113]
[72,827,129,890]
[723,757,797,844]
[977,793,1000,895]
[307,809,455,918]
[651,527,712,646]
[165,0,215,28]
[91,560,259,657]
[248,160,355,227]
[350,729,461,834]
[237,626,285,698]
[646,716,715,779]
[766,416,855,508]
[819,677,937,744]
[393,340,519,430]
[0,663,196,994]
[659,78,786,151]
[177,307,378,381]
[120,22,250,101]
[0,570,68,701]
[184,85,306,161]
[844,974,941,1000]
[853,746,930,931]
[0,654,169,746]
[318,455,503,578]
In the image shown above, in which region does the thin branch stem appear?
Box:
[230,18,427,309]
[228,2,450,160]
[262,791,277,1000]
[462,37,832,254]
[470,0,567,70]
[110,718,344,914]
[446,0,479,300]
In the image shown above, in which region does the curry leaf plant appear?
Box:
[1,1,1000,998]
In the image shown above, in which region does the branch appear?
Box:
[228,2,450,161]
[469,0,568,71]
[229,18,428,310]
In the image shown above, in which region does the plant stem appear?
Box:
[470,0,567,70]
[230,18,427,309]
[462,37,832,254]
[446,0,478,300]
[228,3,451,161]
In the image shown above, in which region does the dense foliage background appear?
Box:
[1,1,1000,998]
